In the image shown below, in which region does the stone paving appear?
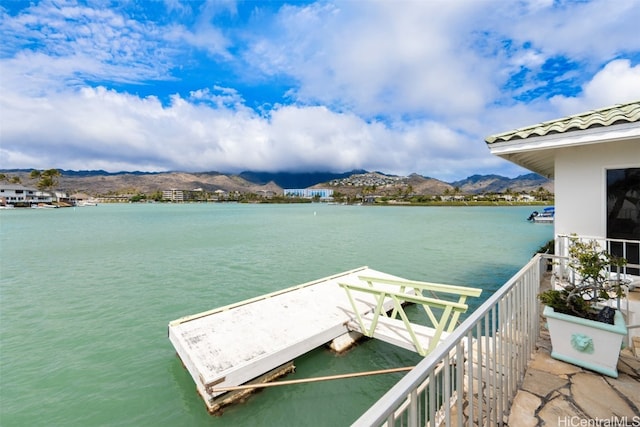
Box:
[508,309,640,426]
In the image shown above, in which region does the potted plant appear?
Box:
[539,236,630,377]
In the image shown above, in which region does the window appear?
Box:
[607,168,640,240]
[607,168,640,275]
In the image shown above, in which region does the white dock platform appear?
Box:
[168,266,412,412]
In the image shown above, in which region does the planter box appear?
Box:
[543,305,627,378]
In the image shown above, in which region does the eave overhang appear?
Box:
[487,122,640,179]
[485,101,640,179]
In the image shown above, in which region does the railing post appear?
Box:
[408,389,418,427]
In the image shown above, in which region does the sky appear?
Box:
[1,0,640,181]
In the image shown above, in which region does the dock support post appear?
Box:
[329,331,364,353]
[205,361,296,414]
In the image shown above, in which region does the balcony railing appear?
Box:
[555,234,640,282]
[353,254,544,426]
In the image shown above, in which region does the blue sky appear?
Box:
[1,0,640,181]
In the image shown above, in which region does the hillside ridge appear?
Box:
[0,169,553,196]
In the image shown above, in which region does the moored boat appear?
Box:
[31,203,59,209]
[527,206,554,223]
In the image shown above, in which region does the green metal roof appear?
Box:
[485,100,640,144]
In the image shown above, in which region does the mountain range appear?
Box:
[0,169,553,196]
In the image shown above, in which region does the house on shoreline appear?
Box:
[0,184,53,207]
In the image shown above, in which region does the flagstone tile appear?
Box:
[571,372,637,418]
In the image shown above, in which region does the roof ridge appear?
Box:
[485,100,640,143]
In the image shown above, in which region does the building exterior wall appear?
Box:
[284,188,333,198]
[0,185,51,204]
[162,189,211,202]
[163,189,184,202]
[555,139,640,239]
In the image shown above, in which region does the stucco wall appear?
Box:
[555,139,640,239]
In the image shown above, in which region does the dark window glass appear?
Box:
[607,168,640,275]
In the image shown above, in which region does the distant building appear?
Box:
[52,190,70,204]
[163,189,184,202]
[162,188,208,202]
[0,184,52,206]
[256,190,277,199]
[284,188,333,199]
[518,194,536,202]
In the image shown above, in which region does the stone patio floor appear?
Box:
[507,294,640,426]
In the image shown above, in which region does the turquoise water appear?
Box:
[0,203,552,426]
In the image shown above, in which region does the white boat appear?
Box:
[527,206,554,223]
[31,203,59,209]
[76,200,98,207]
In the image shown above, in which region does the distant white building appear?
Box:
[518,194,536,202]
[0,184,52,206]
[163,189,184,202]
[284,188,333,199]
[52,190,69,204]
[162,188,209,202]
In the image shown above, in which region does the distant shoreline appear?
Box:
[0,199,553,209]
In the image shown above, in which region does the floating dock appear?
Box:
[168,266,481,413]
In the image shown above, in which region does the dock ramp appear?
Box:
[340,276,482,356]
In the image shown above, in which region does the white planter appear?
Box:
[543,305,627,378]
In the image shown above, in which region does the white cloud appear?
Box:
[550,59,640,114]
[510,1,640,61]
[0,2,176,89]
[245,1,496,118]
[189,86,248,110]
[0,80,500,180]
[583,60,640,103]
[165,23,232,59]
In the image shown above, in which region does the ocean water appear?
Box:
[0,203,552,426]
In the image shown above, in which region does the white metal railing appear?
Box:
[353,255,544,426]
[555,234,640,283]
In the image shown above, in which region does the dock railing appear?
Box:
[353,254,544,426]
[339,277,482,356]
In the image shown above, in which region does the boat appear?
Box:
[31,203,59,209]
[76,200,98,207]
[527,206,554,223]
